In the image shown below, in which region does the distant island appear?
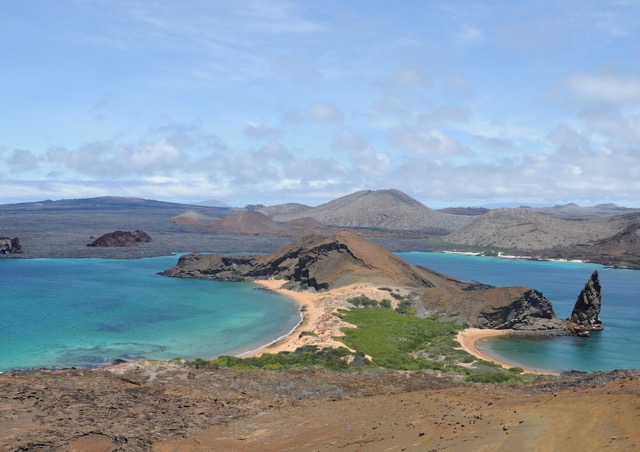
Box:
[1,189,638,267]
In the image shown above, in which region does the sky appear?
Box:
[2,0,640,208]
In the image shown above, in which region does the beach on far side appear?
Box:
[456,328,559,375]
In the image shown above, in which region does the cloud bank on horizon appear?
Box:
[1,0,639,208]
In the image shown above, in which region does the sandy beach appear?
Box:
[250,280,559,375]
[248,279,556,375]
[246,279,413,357]
[456,328,558,375]
[245,279,354,356]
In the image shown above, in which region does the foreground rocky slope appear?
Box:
[1,364,638,451]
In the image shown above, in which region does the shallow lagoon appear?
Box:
[0,256,300,371]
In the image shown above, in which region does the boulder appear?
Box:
[0,237,22,254]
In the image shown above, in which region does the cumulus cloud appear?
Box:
[46,139,186,178]
[8,149,39,172]
[331,128,368,152]
[243,122,280,140]
[569,73,640,104]
[388,126,468,156]
[307,101,344,123]
[381,67,430,96]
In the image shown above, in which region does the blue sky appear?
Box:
[2,1,639,208]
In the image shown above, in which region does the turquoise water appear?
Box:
[0,256,301,371]
[399,252,640,372]
[2,253,638,373]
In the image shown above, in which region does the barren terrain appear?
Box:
[1,364,637,451]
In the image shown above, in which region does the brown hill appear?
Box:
[201,211,291,236]
[169,210,213,225]
[541,214,640,266]
[162,230,566,331]
[534,203,639,220]
[260,189,474,233]
[257,202,312,218]
[162,230,438,290]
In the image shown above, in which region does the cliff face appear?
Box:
[420,285,565,331]
[568,270,603,331]
[87,230,152,247]
[477,289,565,330]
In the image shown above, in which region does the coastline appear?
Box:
[241,279,352,357]
[246,281,561,376]
[456,328,559,376]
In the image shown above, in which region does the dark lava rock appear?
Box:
[87,230,152,247]
[568,270,603,331]
[477,289,566,331]
[0,236,21,254]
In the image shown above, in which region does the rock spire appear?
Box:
[569,270,603,331]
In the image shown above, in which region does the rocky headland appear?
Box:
[162,230,596,336]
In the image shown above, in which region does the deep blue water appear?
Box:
[399,252,640,372]
[0,256,300,371]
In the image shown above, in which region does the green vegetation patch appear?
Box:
[189,345,351,371]
[186,302,529,383]
[336,308,464,370]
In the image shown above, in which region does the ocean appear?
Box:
[399,252,640,372]
[1,252,638,373]
[0,255,301,371]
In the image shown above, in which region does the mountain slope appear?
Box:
[445,208,623,250]
[201,211,291,236]
[261,189,473,232]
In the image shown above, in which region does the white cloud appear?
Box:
[128,139,185,173]
[569,73,640,104]
[388,126,467,156]
[8,149,39,172]
[243,122,280,140]
[307,101,344,123]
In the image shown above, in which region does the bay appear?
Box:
[399,252,640,372]
[0,256,300,371]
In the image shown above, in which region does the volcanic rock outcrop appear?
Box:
[87,230,152,247]
[162,230,570,332]
[0,237,21,254]
[161,230,437,290]
[568,270,603,332]
[419,283,566,331]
